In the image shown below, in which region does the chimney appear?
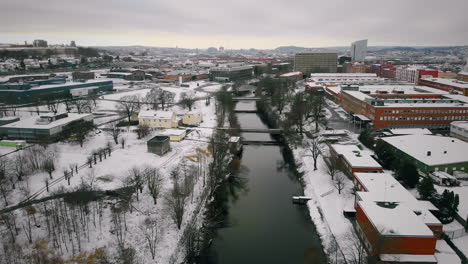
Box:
[427,151,431,156]
[444,151,447,154]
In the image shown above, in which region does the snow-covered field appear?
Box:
[0,76,224,262]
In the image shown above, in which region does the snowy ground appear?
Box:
[0,78,224,262]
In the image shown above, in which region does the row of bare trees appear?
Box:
[0,145,59,207]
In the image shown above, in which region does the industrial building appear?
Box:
[0,113,94,141]
[72,71,95,81]
[209,64,253,81]
[0,79,114,103]
[329,144,383,176]
[381,135,468,175]
[293,52,337,74]
[418,77,468,96]
[450,121,468,142]
[354,172,441,262]
[328,84,468,129]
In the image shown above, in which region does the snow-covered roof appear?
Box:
[382,135,468,166]
[450,121,468,130]
[355,173,441,226]
[138,110,175,120]
[421,77,468,89]
[310,73,377,78]
[331,144,382,169]
[280,72,302,77]
[379,254,437,263]
[0,113,93,130]
[389,128,432,136]
[358,201,434,237]
[156,129,186,136]
[342,90,373,101]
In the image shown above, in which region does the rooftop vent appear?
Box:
[427,151,431,156]
[444,151,447,154]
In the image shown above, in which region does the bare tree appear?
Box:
[106,123,121,144]
[140,218,158,259]
[44,177,49,192]
[307,90,326,132]
[145,167,162,204]
[128,167,144,201]
[117,95,140,123]
[135,124,150,139]
[158,89,175,110]
[309,136,322,171]
[12,153,29,181]
[0,157,12,206]
[111,209,127,250]
[120,137,126,149]
[334,173,346,195]
[166,179,188,229]
[72,98,92,114]
[42,156,55,179]
[325,154,341,180]
[207,131,230,197]
[180,91,196,111]
[345,230,367,264]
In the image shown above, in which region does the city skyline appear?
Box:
[2,0,468,49]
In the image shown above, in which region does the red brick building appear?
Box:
[354,172,441,263]
[338,86,468,130]
[329,144,383,176]
[418,77,468,96]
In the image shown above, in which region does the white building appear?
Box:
[450,121,468,142]
[138,110,178,128]
[351,39,368,62]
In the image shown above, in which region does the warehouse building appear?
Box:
[0,112,94,141]
[381,135,468,175]
[209,64,253,81]
[0,80,113,103]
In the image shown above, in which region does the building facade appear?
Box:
[350,39,368,62]
[182,112,203,126]
[338,86,468,130]
[294,52,337,75]
[72,71,95,81]
[209,64,253,81]
[138,110,178,128]
[450,121,468,142]
[396,66,438,84]
[33,39,48,48]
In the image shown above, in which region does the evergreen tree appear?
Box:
[417,176,436,200]
[396,161,419,188]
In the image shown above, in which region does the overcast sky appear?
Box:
[1,0,467,49]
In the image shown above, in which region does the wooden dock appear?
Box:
[292,196,312,204]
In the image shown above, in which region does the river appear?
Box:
[200,100,325,264]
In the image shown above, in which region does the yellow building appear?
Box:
[158,129,187,142]
[138,110,178,128]
[182,112,203,126]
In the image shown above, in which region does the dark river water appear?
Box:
[200,100,325,264]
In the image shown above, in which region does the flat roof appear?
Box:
[379,254,437,263]
[0,113,93,130]
[343,90,373,101]
[157,129,186,136]
[358,201,434,237]
[451,121,468,129]
[421,77,468,89]
[389,128,433,135]
[331,144,382,169]
[382,135,468,166]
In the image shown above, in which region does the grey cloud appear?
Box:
[1,0,467,48]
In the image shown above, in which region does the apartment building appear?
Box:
[294,52,337,75]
